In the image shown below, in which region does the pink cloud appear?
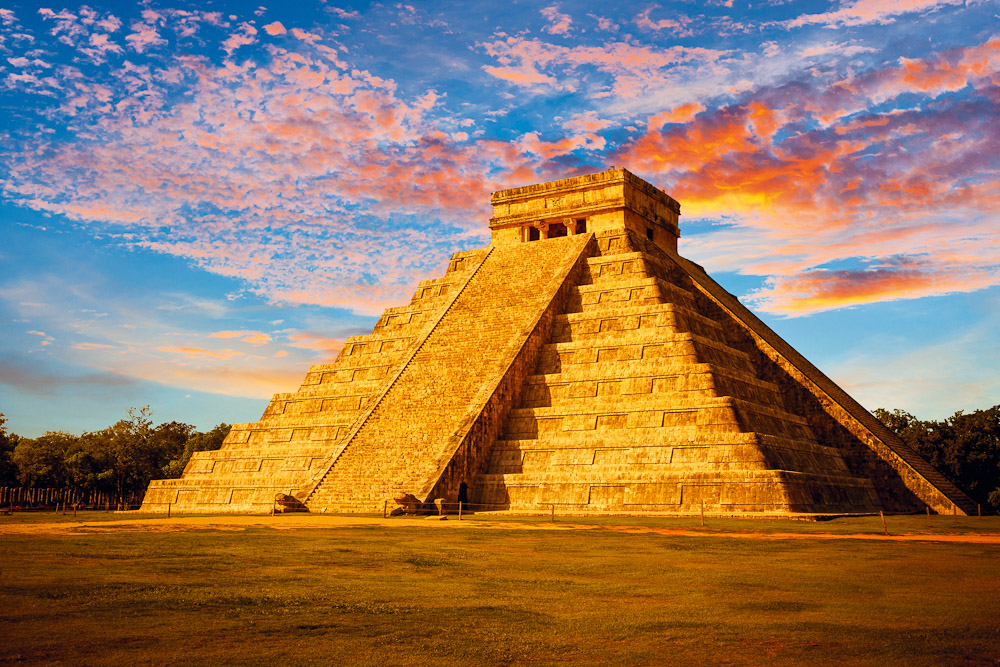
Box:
[125,23,165,53]
[563,110,613,133]
[540,6,572,35]
[479,35,731,100]
[330,8,360,20]
[290,27,322,43]
[262,21,286,36]
[209,330,273,345]
[749,264,999,316]
[634,7,693,37]
[647,102,705,132]
[222,22,257,54]
[786,0,964,28]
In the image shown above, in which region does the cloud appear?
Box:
[209,329,273,345]
[786,0,964,28]
[615,37,1000,315]
[562,110,613,133]
[647,102,705,132]
[2,35,545,316]
[748,263,1000,316]
[286,333,344,357]
[124,22,166,53]
[222,21,257,54]
[262,21,286,36]
[634,6,693,37]
[0,355,137,393]
[828,312,1000,419]
[329,8,360,20]
[479,34,732,102]
[540,6,572,35]
[157,345,242,360]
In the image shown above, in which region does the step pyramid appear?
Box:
[141,168,975,516]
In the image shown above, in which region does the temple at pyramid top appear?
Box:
[489,167,681,253]
[142,168,975,518]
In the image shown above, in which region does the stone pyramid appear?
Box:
[141,169,975,516]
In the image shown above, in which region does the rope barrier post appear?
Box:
[167,502,171,519]
[700,500,705,527]
[459,501,462,521]
[880,510,889,536]
[550,503,554,522]
[978,504,981,517]
[926,506,930,523]
[383,500,387,519]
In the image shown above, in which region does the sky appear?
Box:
[1,0,998,438]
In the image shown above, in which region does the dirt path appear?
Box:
[3,513,1000,544]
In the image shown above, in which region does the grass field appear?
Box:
[2,512,999,666]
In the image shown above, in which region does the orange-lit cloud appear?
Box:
[614,37,1000,314]
[647,102,704,132]
[72,342,116,350]
[157,346,243,360]
[285,333,344,357]
[262,21,286,36]
[209,330,273,346]
[748,265,999,315]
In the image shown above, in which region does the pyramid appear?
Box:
[141,169,975,516]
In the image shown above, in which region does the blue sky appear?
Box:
[1,0,998,437]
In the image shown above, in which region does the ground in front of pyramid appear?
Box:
[141,169,975,517]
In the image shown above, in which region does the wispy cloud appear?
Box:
[786,0,965,28]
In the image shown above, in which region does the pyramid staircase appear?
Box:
[141,248,491,512]
[474,231,883,514]
[299,234,592,512]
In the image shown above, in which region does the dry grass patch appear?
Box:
[1,514,998,666]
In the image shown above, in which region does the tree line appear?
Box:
[0,408,229,505]
[873,404,1000,511]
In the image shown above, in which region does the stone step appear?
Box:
[551,301,724,343]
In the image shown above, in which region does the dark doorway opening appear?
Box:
[528,226,540,241]
[548,222,568,238]
[575,219,587,234]
[646,227,654,241]
[458,482,469,504]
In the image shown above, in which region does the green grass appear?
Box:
[2,515,999,666]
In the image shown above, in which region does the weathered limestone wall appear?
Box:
[489,168,680,254]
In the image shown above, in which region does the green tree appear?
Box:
[0,413,21,487]
[11,431,78,488]
[88,406,162,500]
[875,405,1000,511]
